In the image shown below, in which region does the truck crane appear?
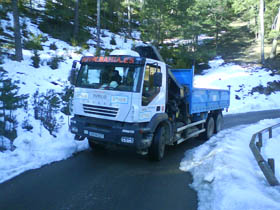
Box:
[69,45,230,160]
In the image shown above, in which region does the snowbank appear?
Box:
[180,118,280,210]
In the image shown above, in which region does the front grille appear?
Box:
[83,104,118,117]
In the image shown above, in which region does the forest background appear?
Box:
[1,0,280,71]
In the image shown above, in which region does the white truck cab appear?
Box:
[70,49,168,159]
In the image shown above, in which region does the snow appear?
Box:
[110,49,140,57]
[180,119,280,210]
[263,126,280,180]
[1,11,280,210]
[163,34,214,46]
[181,58,280,210]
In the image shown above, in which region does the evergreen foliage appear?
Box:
[0,43,4,65]
[47,56,64,70]
[232,0,280,40]
[49,42,58,50]
[0,22,3,35]
[21,118,33,131]
[110,35,116,45]
[21,19,29,38]
[2,0,280,68]
[24,33,44,51]
[0,71,29,142]
[60,86,74,116]
[11,0,280,66]
[32,89,64,137]
[21,100,33,131]
[31,50,40,68]
[139,0,235,67]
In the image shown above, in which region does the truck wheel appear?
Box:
[214,113,223,133]
[201,116,215,140]
[149,125,167,161]
[88,138,104,151]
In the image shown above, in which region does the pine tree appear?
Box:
[32,89,40,120]
[0,71,29,142]
[139,0,173,46]
[44,90,63,136]
[60,85,74,115]
[33,89,63,137]
[21,100,33,131]
[232,0,259,39]
[31,50,40,68]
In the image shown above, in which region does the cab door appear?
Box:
[139,60,166,122]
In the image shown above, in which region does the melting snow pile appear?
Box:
[180,118,280,210]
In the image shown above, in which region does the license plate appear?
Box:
[89,131,104,139]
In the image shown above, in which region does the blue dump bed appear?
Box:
[171,68,230,115]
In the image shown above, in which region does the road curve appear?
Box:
[0,109,279,210]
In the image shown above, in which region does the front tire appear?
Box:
[149,125,167,161]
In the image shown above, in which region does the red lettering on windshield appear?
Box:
[81,56,135,64]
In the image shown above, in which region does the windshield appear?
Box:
[76,63,143,92]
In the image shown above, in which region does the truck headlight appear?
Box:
[71,127,78,133]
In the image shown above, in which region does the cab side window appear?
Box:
[142,64,161,106]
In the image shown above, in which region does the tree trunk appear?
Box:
[259,0,265,64]
[12,0,23,61]
[127,0,131,38]
[254,5,259,40]
[215,29,218,51]
[269,8,280,59]
[73,0,79,40]
[255,12,258,40]
[97,0,101,51]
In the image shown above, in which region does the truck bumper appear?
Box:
[69,115,153,151]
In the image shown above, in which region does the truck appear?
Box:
[69,45,230,160]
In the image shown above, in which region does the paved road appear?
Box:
[0,110,280,210]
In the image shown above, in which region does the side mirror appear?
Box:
[69,60,79,85]
[72,60,77,69]
[154,72,162,87]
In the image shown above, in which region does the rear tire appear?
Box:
[200,116,215,140]
[149,125,167,161]
[214,113,223,133]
